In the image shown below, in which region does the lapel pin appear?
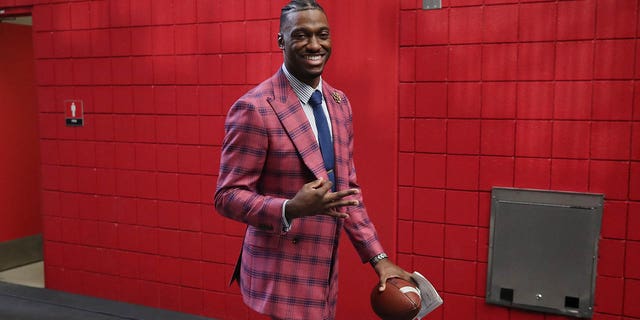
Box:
[331,92,342,104]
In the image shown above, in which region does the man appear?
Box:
[214,1,413,319]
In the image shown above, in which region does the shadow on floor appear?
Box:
[0,281,214,320]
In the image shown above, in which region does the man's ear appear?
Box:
[277,33,284,49]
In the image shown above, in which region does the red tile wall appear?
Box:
[4,0,639,318]
[400,0,640,319]
[5,0,398,318]
[8,0,284,318]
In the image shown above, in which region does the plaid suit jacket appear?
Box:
[214,70,384,320]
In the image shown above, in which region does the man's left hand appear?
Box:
[373,258,415,291]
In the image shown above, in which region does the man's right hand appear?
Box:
[284,178,360,221]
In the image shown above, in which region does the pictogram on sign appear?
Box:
[64,99,84,127]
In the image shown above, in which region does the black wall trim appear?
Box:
[0,234,42,271]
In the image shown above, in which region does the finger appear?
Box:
[335,188,359,198]
[327,211,349,219]
[328,189,359,203]
[310,178,332,190]
[328,199,359,208]
[308,178,325,189]
[317,179,333,193]
[379,275,400,292]
[333,200,360,208]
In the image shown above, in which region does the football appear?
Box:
[370,278,422,320]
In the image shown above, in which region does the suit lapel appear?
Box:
[268,71,327,181]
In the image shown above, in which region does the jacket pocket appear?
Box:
[245,226,282,249]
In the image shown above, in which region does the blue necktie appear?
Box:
[309,90,335,190]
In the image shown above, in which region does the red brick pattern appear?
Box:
[1,0,639,318]
[400,0,640,319]
[0,0,282,318]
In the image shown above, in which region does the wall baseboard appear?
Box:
[0,234,42,271]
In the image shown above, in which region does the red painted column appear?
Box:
[0,22,41,242]
[323,1,399,318]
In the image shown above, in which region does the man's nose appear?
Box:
[307,36,322,50]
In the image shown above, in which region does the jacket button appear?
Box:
[292,238,299,244]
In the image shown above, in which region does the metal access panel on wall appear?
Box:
[423,0,441,10]
[486,187,603,318]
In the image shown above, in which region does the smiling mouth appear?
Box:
[304,54,324,61]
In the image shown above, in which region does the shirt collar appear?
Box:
[282,64,323,104]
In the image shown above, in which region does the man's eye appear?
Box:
[319,32,330,40]
[293,33,308,40]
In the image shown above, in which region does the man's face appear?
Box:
[278,9,331,88]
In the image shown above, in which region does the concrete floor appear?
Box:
[0,262,214,320]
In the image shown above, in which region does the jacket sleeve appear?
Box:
[214,99,287,233]
[339,98,385,263]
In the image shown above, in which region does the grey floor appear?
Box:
[0,262,213,320]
